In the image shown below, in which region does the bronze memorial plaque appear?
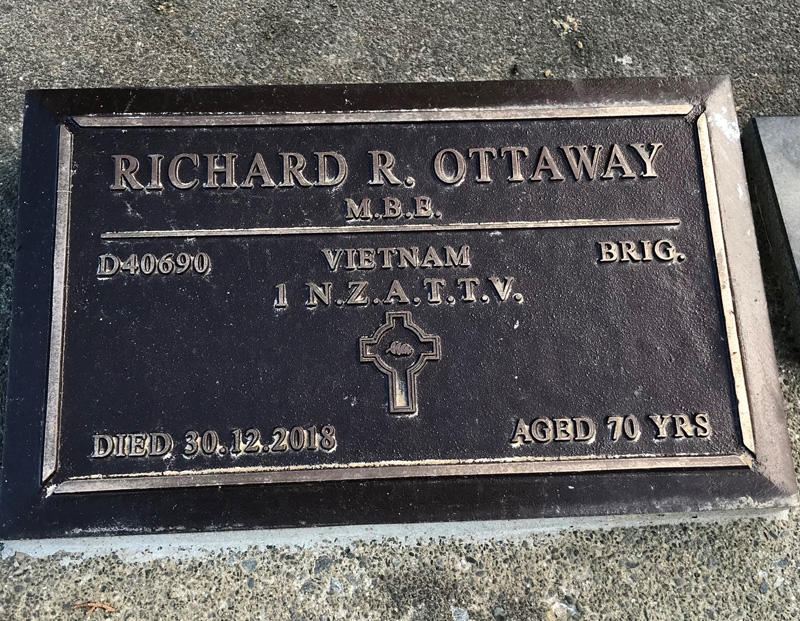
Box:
[1,78,796,538]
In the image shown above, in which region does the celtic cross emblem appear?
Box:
[359,311,442,415]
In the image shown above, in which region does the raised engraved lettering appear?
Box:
[598,240,683,264]
[561,144,603,180]
[368,150,402,185]
[384,280,410,304]
[146,154,164,190]
[488,276,515,301]
[315,151,348,186]
[468,147,498,183]
[240,153,276,188]
[421,247,443,268]
[345,281,369,305]
[530,146,565,182]
[433,148,466,184]
[306,282,332,307]
[203,153,238,189]
[279,152,314,187]
[414,196,434,217]
[511,418,533,444]
[457,277,480,302]
[345,197,372,220]
[168,153,200,190]
[383,196,402,218]
[601,144,636,179]
[649,414,671,439]
[322,249,344,271]
[444,245,470,267]
[500,146,529,182]
[111,155,144,190]
[513,417,597,445]
[92,432,174,458]
[424,278,446,304]
[630,143,664,178]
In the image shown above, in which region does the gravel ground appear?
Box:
[2,1,800,619]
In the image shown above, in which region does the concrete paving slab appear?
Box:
[2,2,800,619]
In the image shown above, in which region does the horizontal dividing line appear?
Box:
[73,105,695,128]
[101,218,681,240]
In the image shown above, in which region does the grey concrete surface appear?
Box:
[2,1,800,619]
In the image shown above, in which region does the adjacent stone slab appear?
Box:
[744,117,800,343]
[1,78,796,539]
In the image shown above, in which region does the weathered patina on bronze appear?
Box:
[1,78,795,538]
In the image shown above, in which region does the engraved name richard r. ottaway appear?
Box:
[110,142,663,194]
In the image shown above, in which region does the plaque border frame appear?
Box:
[43,104,754,494]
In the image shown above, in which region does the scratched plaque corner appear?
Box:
[1,79,796,539]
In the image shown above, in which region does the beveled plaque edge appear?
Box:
[2,78,796,540]
[709,83,797,500]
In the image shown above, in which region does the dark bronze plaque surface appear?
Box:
[1,79,796,538]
